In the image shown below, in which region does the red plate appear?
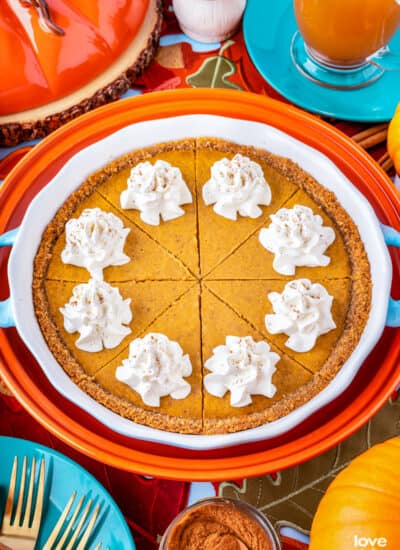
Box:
[0,89,399,480]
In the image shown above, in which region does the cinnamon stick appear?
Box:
[378,151,394,173]
[352,123,388,143]
[353,127,388,149]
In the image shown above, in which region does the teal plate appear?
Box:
[243,0,400,121]
[0,437,135,549]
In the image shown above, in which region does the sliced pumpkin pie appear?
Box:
[33,137,372,434]
[91,284,202,433]
[196,138,299,277]
[205,279,353,376]
[96,140,199,276]
[208,188,351,280]
[40,279,196,377]
[45,191,193,282]
[201,285,313,434]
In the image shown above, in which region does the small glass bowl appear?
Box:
[159,496,281,549]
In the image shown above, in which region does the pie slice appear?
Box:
[96,140,199,276]
[196,138,298,277]
[42,279,195,376]
[207,188,351,280]
[93,284,202,433]
[46,191,192,282]
[205,279,352,375]
[201,286,313,434]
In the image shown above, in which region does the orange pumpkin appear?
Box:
[388,103,400,175]
[0,0,162,146]
[310,437,400,550]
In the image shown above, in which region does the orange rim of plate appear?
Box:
[0,89,399,481]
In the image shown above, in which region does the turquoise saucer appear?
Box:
[0,437,135,549]
[243,0,400,121]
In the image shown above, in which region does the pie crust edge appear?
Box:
[32,137,372,435]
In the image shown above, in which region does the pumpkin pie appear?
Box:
[93,285,202,433]
[201,285,314,433]
[208,189,351,280]
[32,138,371,434]
[46,191,193,282]
[196,139,299,276]
[43,279,196,377]
[96,139,199,276]
[204,279,351,375]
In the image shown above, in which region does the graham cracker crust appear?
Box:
[32,137,372,434]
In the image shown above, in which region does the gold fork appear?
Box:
[43,491,101,550]
[0,456,45,550]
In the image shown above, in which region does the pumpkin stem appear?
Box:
[20,0,65,36]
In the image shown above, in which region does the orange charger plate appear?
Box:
[0,89,399,481]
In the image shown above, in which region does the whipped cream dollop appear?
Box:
[265,279,336,352]
[115,333,192,407]
[120,160,193,226]
[61,208,130,280]
[204,336,279,407]
[202,154,271,220]
[60,279,132,352]
[259,205,335,276]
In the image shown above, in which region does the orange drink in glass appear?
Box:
[294,0,400,69]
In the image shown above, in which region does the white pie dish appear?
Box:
[1,115,394,450]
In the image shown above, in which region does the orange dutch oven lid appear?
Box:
[0,89,399,480]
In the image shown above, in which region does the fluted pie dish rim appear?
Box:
[7,115,390,450]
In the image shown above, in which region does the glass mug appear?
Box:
[292,0,400,89]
